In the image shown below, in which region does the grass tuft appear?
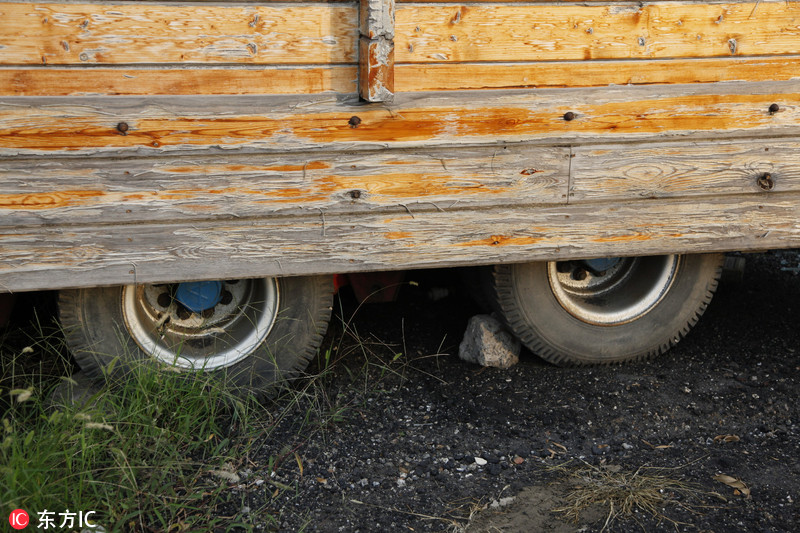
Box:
[551,460,711,531]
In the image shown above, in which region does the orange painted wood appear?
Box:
[0,2,357,65]
[396,2,800,62]
[2,55,797,96]
[0,67,358,96]
[0,146,570,226]
[394,57,800,91]
[1,83,797,155]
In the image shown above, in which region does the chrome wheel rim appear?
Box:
[547,255,679,326]
[122,278,279,370]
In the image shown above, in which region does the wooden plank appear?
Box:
[2,192,798,292]
[0,146,570,226]
[359,0,395,102]
[570,140,800,203]
[394,57,800,92]
[359,36,395,102]
[0,67,358,96]
[396,2,800,62]
[360,0,394,40]
[0,2,357,65]
[3,55,797,96]
[1,82,798,156]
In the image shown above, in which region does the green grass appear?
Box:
[0,309,278,532]
[0,291,435,532]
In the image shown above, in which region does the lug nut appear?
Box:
[220,290,233,305]
[176,305,191,320]
[157,292,172,308]
[201,308,215,318]
[572,268,588,281]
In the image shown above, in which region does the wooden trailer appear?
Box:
[1,0,798,389]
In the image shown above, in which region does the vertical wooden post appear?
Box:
[359,0,395,102]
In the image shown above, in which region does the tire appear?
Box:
[491,254,724,365]
[59,276,333,394]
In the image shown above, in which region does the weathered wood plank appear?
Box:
[394,57,800,92]
[1,82,797,156]
[0,66,358,96]
[3,55,797,96]
[0,2,357,65]
[359,36,395,102]
[0,146,570,226]
[396,2,800,62]
[359,0,395,101]
[570,140,800,203]
[2,193,798,292]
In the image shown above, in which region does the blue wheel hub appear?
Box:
[175,281,223,313]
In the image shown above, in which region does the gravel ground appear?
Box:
[249,250,800,532]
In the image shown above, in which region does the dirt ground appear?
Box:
[259,250,799,532]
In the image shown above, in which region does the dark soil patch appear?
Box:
[254,251,800,532]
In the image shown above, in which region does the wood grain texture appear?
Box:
[3,55,797,96]
[396,2,800,62]
[0,66,358,96]
[359,36,395,101]
[0,146,569,226]
[394,57,800,91]
[360,0,394,40]
[0,2,357,65]
[1,81,797,156]
[2,192,798,292]
[570,140,800,202]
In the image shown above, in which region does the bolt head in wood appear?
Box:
[350,190,362,199]
[348,116,362,128]
[769,103,780,115]
[563,112,576,122]
[116,122,129,134]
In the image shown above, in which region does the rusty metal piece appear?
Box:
[757,173,774,191]
[769,103,780,115]
[563,112,576,122]
[348,116,362,128]
[116,122,129,135]
[350,190,362,199]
